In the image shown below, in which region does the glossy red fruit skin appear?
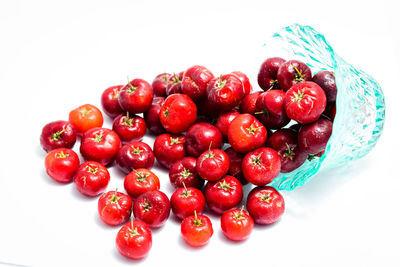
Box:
[239,92,262,114]
[257,57,286,90]
[166,72,183,95]
[182,65,214,101]
[124,169,160,199]
[101,85,124,118]
[206,74,245,111]
[169,157,204,189]
[298,118,333,154]
[266,129,307,173]
[144,97,166,135]
[231,71,252,95]
[181,214,213,247]
[133,190,170,228]
[44,148,80,183]
[74,161,110,197]
[221,209,254,241]
[170,187,206,220]
[246,186,285,225]
[312,70,337,103]
[284,81,327,124]
[204,175,243,214]
[153,133,186,169]
[98,191,132,226]
[242,147,281,186]
[228,114,267,153]
[224,147,248,185]
[196,99,221,118]
[196,149,230,182]
[80,127,121,166]
[185,122,223,157]
[118,78,153,114]
[215,110,240,138]
[152,73,171,97]
[159,94,197,133]
[116,142,155,173]
[69,104,104,136]
[116,220,152,260]
[277,60,312,91]
[255,90,290,129]
[40,120,77,152]
[112,114,146,144]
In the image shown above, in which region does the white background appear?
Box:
[1,0,399,266]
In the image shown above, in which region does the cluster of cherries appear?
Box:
[40,58,336,260]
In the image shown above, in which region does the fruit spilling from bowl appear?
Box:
[40,57,336,259]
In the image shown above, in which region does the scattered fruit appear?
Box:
[44,148,80,183]
[116,142,155,173]
[98,189,132,226]
[181,211,213,247]
[133,190,171,228]
[124,169,160,199]
[116,219,152,259]
[74,161,110,197]
[40,120,77,152]
[69,104,103,135]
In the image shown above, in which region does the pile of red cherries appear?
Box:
[40,58,336,260]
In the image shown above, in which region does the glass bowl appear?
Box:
[262,24,386,191]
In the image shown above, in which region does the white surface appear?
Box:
[1,0,399,266]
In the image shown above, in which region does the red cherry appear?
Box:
[169,157,204,189]
[153,133,186,169]
[181,211,213,247]
[221,207,254,241]
[284,81,327,124]
[277,60,312,91]
[170,185,205,220]
[133,190,170,228]
[231,71,252,95]
[144,96,166,135]
[40,120,77,152]
[124,169,160,199]
[228,114,267,153]
[116,219,152,259]
[246,186,285,225]
[112,113,147,144]
[182,65,214,101]
[74,161,110,197]
[116,142,155,173]
[44,148,80,183]
[152,73,171,97]
[118,78,153,113]
[255,90,290,129]
[242,147,281,186]
[298,118,333,154]
[204,175,243,214]
[257,57,285,90]
[206,74,244,111]
[101,85,124,118]
[239,92,262,114]
[196,148,230,182]
[215,110,240,138]
[312,70,337,103]
[98,190,132,226]
[185,122,223,157]
[80,127,121,166]
[159,94,197,134]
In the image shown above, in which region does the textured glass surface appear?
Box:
[264,24,386,191]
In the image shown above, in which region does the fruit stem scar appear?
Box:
[56,151,69,158]
[51,129,65,141]
[283,143,295,160]
[94,132,103,143]
[87,166,98,174]
[79,107,91,117]
[246,123,262,134]
[217,74,227,89]
[169,136,180,145]
[127,77,137,93]
[252,152,263,165]
[259,193,272,202]
[134,170,148,182]
[179,168,192,179]
[111,188,119,203]
[163,107,169,118]
[193,210,203,226]
[293,89,305,102]
[143,201,152,212]
[131,147,143,155]
[218,180,234,191]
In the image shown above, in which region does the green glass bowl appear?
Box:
[264,24,386,190]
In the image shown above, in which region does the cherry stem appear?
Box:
[182,182,188,193]
[112,188,118,201]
